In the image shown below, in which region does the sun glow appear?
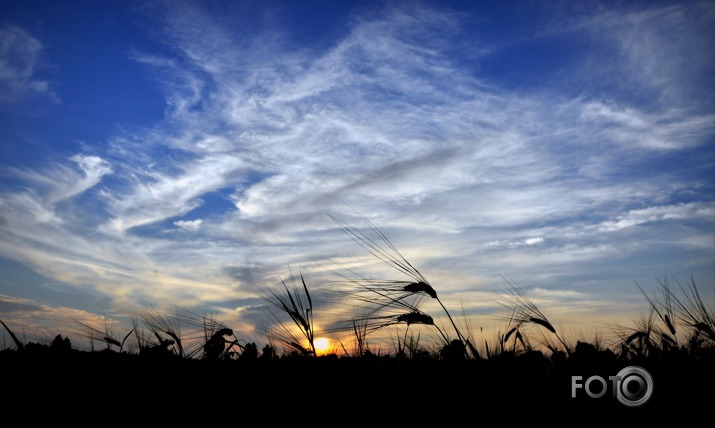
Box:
[314,337,330,355]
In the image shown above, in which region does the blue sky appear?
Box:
[1,0,713,353]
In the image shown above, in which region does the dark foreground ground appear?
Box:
[2,346,713,424]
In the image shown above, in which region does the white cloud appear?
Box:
[0,24,56,103]
[6,154,111,206]
[100,153,246,233]
[174,219,203,231]
[486,236,545,249]
[2,192,61,225]
[598,202,715,232]
[603,3,714,107]
[65,155,113,201]
[580,101,714,150]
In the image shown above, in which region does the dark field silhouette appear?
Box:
[2,337,712,422]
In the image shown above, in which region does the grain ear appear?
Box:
[529,317,556,335]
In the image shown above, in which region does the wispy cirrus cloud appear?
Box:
[12,155,112,204]
[597,202,715,232]
[99,152,247,234]
[0,154,112,233]
[0,24,56,104]
[579,101,714,150]
[591,2,714,108]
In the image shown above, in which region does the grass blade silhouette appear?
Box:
[1,319,23,351]
[329,205,472,357]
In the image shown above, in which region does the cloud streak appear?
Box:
[0,24,56,104]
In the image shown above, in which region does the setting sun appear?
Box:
[314,337,330,355]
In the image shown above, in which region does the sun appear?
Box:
[314,337,330,355]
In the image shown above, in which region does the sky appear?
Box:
[0,0,713,355]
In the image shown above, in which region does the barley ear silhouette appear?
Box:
[329,204,472,358]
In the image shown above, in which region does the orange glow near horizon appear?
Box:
[314,337,330,355]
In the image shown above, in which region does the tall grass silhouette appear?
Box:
[613,273,715,358]
[73,318,134,353]
[327,206,478,359]
[262,271,318,357]
[494,275,570,355]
